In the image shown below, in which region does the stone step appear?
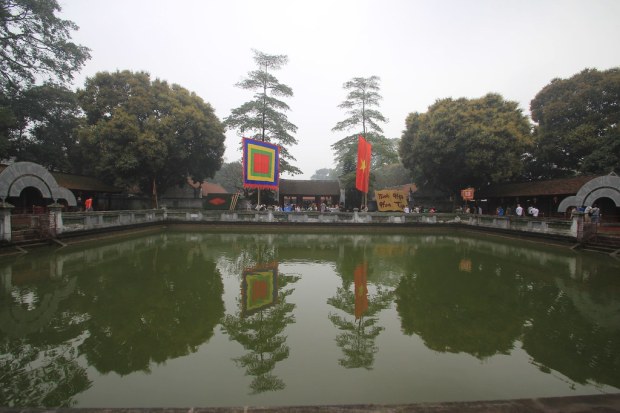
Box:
[11,229,41,242]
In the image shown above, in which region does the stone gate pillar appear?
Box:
[571,212,584,241]
[47,203,64,236]
[0,202,14,242]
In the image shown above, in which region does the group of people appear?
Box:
[403,206,437,213]
[496,204,539,217]
[570,204,601,223]
[455,203,541,217]
[253,201,344,213]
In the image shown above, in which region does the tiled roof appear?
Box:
[279,179,341,195]
[477,176,598,198]
[51,171,121,192]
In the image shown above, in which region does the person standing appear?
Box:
[515,204,523,217]
[85,197,93,211]
[591,204,600,224]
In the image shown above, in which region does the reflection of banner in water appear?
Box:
[374,189,407,212]
[373,244,409,257]
[354,262,369,319]
[459,258,472,272]
[242,263,278,316]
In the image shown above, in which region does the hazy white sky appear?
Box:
[60,0,620,179]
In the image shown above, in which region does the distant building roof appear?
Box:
[200,182,227,195]
[51,171,121,193]
[279,179,340,196]
[477,176,598,198]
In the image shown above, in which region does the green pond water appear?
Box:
[0,229,619,408]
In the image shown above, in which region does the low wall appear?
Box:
[49,209,578,241]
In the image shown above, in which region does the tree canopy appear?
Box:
[332,76,387,136]
[399,93,532,195]
[224,49,300,175]
[212,160,243,193]
[0,0,90,162]
[528,67,620,178]
[310,168,337,180]
[77,70,226,196]
[6,83,82,172]
[373,163,413,189]
[0,0,90,95]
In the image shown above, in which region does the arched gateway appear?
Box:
[0,162,76,207]
[557,173,620,212]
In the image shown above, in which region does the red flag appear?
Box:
[356,135,371,193]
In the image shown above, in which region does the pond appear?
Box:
[0,229,619,408]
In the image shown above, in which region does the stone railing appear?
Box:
[0,207,582,243]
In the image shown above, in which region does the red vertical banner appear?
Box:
[355,135,371,193]
[354,262,369,320]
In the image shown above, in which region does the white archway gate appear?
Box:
[0,162,77,206]
[0,162,76,242]
[557,173,620,212]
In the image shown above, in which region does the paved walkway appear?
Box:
[1,394,620,413]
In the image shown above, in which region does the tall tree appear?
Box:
[77,70,226,198]
[0,0,91,94]
[333,76,387,136]
[331,76,395,195]
[8,83,82,172]
[528,67,620,178]
[399,93,532,197]
[224,50,300,175]
[0,0,90,161]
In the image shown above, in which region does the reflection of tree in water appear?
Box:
[221,271,299,394]
[217,233,279,275]
[74,240,225,375]
[395,245,526,359]
[328,254,394,370]
[394,239,620,389]
[521,277,620,389]
[0,337,90,407]
[0,269,90,406]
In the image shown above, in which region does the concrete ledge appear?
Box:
[1,394,619,412]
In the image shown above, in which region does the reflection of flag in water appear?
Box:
[459,258,472,272]
[242,263,278,317]
[242,138,280,190]
[354,262,369,319]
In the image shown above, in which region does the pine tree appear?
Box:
[225,50,300,175]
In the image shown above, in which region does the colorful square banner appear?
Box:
[243,138,280,190]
